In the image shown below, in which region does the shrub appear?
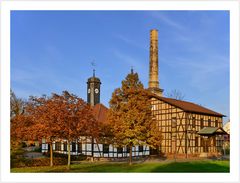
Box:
[21,142,27,148]
[45,152,87,161]
[33,147,42,152]
[11,157,68,168]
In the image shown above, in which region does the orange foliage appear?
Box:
[11,91,98,166]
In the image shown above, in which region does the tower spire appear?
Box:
[87,60,101,106]
[131,66,134,74]
[148,29,163,96]
[91,61,96,77]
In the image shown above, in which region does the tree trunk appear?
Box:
[67,141,71,168]
[50,142,53,167]
[129,145,132,165]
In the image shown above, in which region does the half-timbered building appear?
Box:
[151,95,226,158]
[42,29,227,159]
[148,29,227,158]
[42,103,150,158]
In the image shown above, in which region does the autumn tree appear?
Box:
[53,91,97,168]
[108,70,162,165]
[10,90,27,154]
[11,91,98,168]
[11,94,62,166]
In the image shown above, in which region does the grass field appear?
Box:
[11,160,229,173]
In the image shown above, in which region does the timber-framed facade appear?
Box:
[151,96,226,158]
[42,138,150,158]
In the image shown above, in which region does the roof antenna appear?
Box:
[91,61,96,77]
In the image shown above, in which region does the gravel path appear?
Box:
[24,152,45,159]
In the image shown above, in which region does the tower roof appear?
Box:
[87,69,101,83]
[87,76,101,83]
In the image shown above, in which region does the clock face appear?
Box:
[88,89,91,93]
[95,88,99,94]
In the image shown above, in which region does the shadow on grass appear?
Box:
[11,160,230,173]
[150,161,230,173]
[47,161,230,173]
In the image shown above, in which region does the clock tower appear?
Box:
[87,69,101,106]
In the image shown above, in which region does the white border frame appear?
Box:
[0,0,239,183]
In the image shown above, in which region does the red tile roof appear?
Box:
[92,103,109,123]
[91,96,224,123]
[153,95,225,117]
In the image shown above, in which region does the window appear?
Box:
[192,117,196,128]
[55,142,61,151]
[213,137,216,146]
[117,147,123,153]
[215,120,218,127]
[139,145,143,152]
[200,137,204,146]
[72,142,76,152]
[152,105,156,110]
[64,142,67,151]
[200,118,204,128]
[103,144,109,153]
[195,137,198,147]
[77,143,82,153]
[126,146,130,153]
[208,119,211,127]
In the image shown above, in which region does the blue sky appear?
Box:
[11,10,229,122]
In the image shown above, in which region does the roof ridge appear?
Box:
[151,95,224,117]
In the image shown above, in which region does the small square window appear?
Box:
[55,142,61,151]
[126,146,130,153]
[192,117,196,128]
[117,147,123,153]
[103,144,109,153]
[78,143,82,153]
[200,118,204,128]
[72,142,76,152]
[208,119,211,127]
[64,142,67,151]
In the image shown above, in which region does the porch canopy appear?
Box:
[198,127,227,136]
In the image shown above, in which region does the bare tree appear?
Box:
[166,89,185,100]
[10,89,25,119]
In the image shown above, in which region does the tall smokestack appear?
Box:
[148,29,163,96]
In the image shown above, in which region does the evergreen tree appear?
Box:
[108,69,162,165]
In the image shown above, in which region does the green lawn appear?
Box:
[11,160,229,173]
